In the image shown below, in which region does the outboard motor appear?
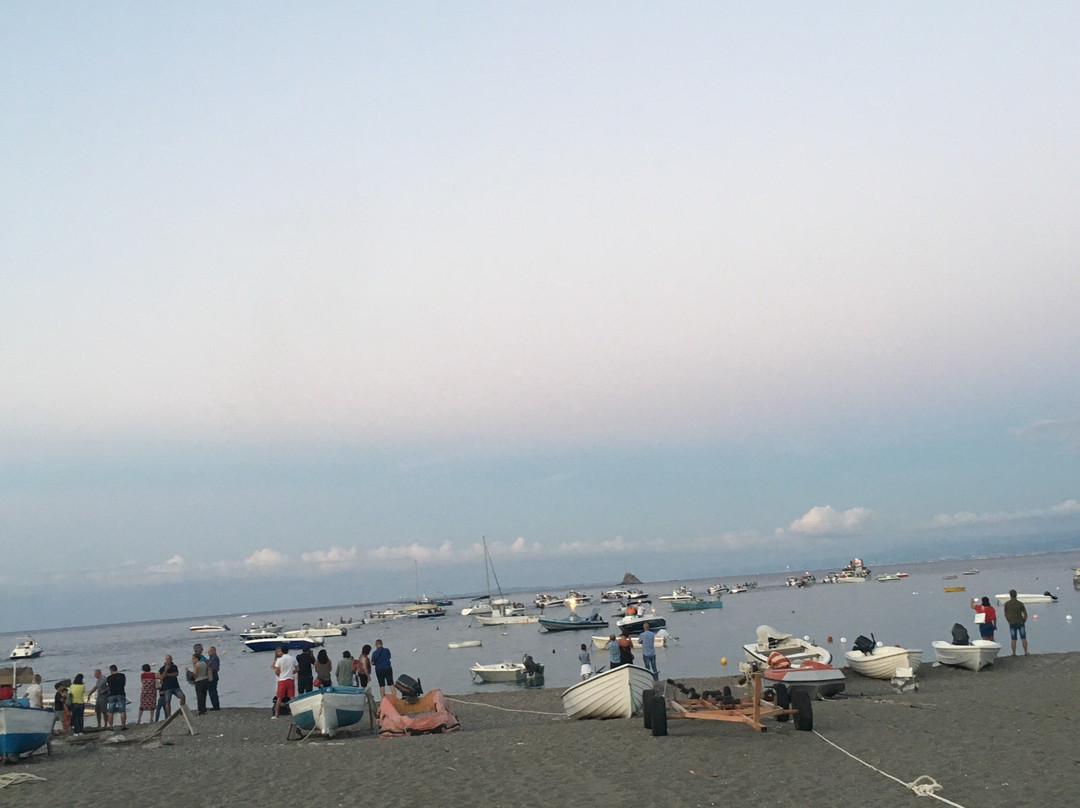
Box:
[394,674,423,702]
[951,623,971,646]
[852,634,876,655]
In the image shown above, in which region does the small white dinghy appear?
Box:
[561,664,655,720]
[932,640,1001,671]
[844,637,923,680]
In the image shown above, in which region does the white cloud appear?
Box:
[1013,417,1080,450]
[244,548,289,570]
[146,555,185,574]
[929,499,1080,528]
[301,546,358,570]
[784,505,873,536]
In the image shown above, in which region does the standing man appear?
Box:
[206,646,221,710]
[605,633,620,669]
[156,654,185,720]
[105,664,127,730]
[617,629,635,667]
[370,639,393,697]
[25,673,44,708]
[87,668,109,728]
[272,643,296,719]
[639,622,659,680]
[336,651,354,686]
[295,645,315,695]
[1003,590,1029,656]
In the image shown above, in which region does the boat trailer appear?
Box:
[643,671,813,735]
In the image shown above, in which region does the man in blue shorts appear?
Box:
[371,639,393,698]
[105,664,127,730]
[1003,590,1029,655]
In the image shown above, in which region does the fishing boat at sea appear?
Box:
[538,608,608,632]
[615,613,667,635]
[282,621,347,638]
[470,654,545,685]
[669,597,723,612]
[188,624,229,634]
[290,685,368,738]
[658,586,695,601]
[561,664,655,720]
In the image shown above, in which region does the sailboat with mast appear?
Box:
[473,537,540,626]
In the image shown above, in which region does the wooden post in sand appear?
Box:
[366,688,378,731]
[139,703,198,744]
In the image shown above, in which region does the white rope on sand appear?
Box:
[813,730,968,807]
[445,697,565,718]
[0,773,46,789]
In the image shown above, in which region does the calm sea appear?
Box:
[5,551,1078,708]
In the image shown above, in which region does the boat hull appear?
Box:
[669,599,723,612]
[538,617,608,631]
[290,686,366,738]
[743,632,832,667]
[761,661,846,698]
[475,615,540,626]
[932,640,1001,671]
[244,636,323,652]
[470,663,525,682]
[844,647,923,679]
[561,664,655,719]
[0,704,55,758]
[614,615,667,635]
[994,593,1057,604]
[447,640,482,649]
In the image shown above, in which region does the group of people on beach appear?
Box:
[269,638,393,718]
[25,642,224,735]
[971,590,1030,654]
[590,623,666,681]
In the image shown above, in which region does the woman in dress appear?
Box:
[137,663,157,723]
[314,649,333,688]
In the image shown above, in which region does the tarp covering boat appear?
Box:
[377,690,460,738]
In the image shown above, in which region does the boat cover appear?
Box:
[755,625,792,649]
[377,689,460,738]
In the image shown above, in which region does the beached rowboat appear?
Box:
[290,686,368,738]
[561,664,655,720]
[844,644,923,679]
[932,640,1001,671]
[0,703,56,760]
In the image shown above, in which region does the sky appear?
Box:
[2,3,1079,630]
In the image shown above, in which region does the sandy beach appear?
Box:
[4,652,1075,807]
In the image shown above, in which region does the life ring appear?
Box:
[767,652,791,669]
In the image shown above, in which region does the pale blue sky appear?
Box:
[2,4,1079,628]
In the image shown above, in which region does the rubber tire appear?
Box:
[793,689,813,731]
[772,682,790,722]
[642,690,654,729]
[650,694,668,737]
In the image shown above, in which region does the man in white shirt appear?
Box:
[25,674,44,708]
[272,645,296,719]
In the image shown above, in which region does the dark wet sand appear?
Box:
[5,651,1074,807]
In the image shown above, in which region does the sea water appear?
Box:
[4,551,1077,707]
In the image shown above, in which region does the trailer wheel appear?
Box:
[793,689,813,731]
[642,690,654,729]
[650,694,668,736]
[772,683,790,722]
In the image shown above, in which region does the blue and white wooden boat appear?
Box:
[244,636,324,653]
[290,686,367,737]
[0,700,56,760]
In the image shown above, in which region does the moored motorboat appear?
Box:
[534,593,566,609]
[993,591,1058,604]
[447,640,482,649]
[669,597,723,612]
[188,624,229,633]
[591,633,672,650]
[875,574,901,582]
[743,625,832,667]
[658,586,695,601]
[470,654,545,685]
[843,637,923,679]
[8,638,42,660]
[561,663,655,719]
[460,596,493,617]
[282,621,347,638]
[615,613,667,635]
[932,639,1001,671]
[564,590,592,605]
[290,685,367,738]
[239,621,287,640]
[539,608,608,632]
[244,636,324,653]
